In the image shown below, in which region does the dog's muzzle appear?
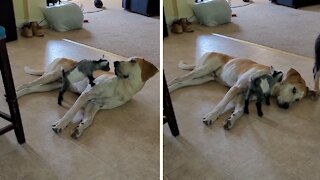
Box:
[114,61,128,79]
[277,101,289,109]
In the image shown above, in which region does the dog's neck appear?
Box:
[270,82,281,96]
[117,76,145,95]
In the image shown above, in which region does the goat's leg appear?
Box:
[265,94,271,106]
[244,89,251,114]
[88,74,96,87]
[58,81,69,105]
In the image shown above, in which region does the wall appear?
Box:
[164,0,195,25]
[12,0,46,27]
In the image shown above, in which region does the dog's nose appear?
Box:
[277,102,289,109]
[114,61,119,67]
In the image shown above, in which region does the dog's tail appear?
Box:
[24,66,44,76]
[178,61,195,70]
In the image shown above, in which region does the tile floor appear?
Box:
[0,33,159,179]
[164,30,320,179]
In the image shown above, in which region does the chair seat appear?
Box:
[0,26,6,40]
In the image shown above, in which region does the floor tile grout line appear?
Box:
[62,38,129,60]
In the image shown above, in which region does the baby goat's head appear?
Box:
[96,58,110,71]
[270,66,283,83]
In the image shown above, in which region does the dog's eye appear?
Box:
[292,87,296,94]
[130,59,136,64]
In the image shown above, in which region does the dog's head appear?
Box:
[272,68,315,109]
[114,57,158,82]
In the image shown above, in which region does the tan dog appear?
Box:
[168,52,314,129]
[16,57,158,138]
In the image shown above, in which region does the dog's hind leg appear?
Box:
[16,82,62,98]
[168,63,221,87]
[16,69,61,91]
[168,75,214,92]
[223,94,245,130]
[71,102,100,139]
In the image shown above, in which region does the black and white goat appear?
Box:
[244,67,283,117]
[57,58,110,105]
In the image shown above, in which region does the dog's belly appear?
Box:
[218,64,238,87]
[69,79,89,94]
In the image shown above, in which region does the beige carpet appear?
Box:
[197,0,320,58]
[48,0,160,67]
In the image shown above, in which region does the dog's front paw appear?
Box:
[51,119,69,134]
[52,124,62,134]
[202,112,219,126]
[71,128,81,139]
[223,119,233,130]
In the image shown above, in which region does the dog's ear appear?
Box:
[139,59,158,82]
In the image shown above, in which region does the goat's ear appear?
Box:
[277,72,283,82]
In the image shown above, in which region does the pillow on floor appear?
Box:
[42,3,83,32]
[193,0,231,26]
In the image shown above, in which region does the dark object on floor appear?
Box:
[313,34,320,95]
[0,0,17,42]
[94,0,103,8]
[84,19,89,23]
[171,20,183,34]
[47,0,61,6]
[232,13,237,17]
[171,18,194,34]
[271,0,320,8]
[163,8,168,38]
[122,0,159,17]
[0,26,26,144]
[163,73,180,136]
[243,0,250,2]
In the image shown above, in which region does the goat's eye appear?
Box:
[296,98,300,102]
[130,59,136,64]
[292,87,296,94]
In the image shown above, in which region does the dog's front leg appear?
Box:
[223,94,245,130]
[71,102,100,139]
[203,86,243,125]
[52,91,92,133]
